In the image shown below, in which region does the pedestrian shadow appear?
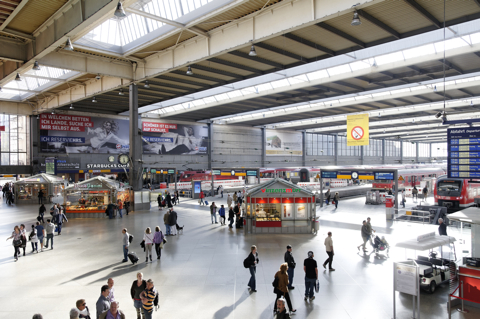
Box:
[58,262,122,285]
[212,290,250,319]
[88,262,148,285]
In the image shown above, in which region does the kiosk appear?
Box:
[64,176,132,218]
[244,178,316,234]
[14,173,65,204]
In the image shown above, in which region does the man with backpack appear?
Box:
[140,279,158,319]
[55,207,68,235]
[163,210,171,236]
[210,202,218,224]
[121,228,130,263]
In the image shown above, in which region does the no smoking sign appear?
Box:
[351,126,364,140]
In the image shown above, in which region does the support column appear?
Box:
[361,145,364,165]
[334,135,338,165]
[416,142,419,163]
[207,121,213,194]
[382,139,386,165]
[129,83,142,191]
[261,127,266,167]
[400,141,404,164]
[430,143,433,161]
[302,130,306,167]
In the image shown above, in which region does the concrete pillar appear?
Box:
[400,141,403,164]
[361,145,364,165]
[302,131,306,167]
[129,83,142,191]
[382,139,386,165]
[416,142,419,163]
[334,135,338,165]
[430,143,433,160]
[261,127,266,167]
[207,121,212,170]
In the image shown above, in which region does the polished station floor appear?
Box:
[0,195,479,319]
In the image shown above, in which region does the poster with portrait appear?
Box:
[142,121,208,155]
[265,130,302,156]
[296,204,306,219]
[39,114,129,154]
[282,203,294,219]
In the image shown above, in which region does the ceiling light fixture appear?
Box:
[69,104,74,109]
[15,73,21,81]
[144,81,150,88]
[114,1,126,18]
[33,61,40,71]
[51,110,55,115]
[64,38,74,51]
[351,11,361,26]
[249,44,257,57]
[435,112,442,118]
[95,74,101,80]
[92,96,97,103]
[186,66,193,75]
[119,88,124,95]
[36,115,39,119]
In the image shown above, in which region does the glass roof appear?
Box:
[76,0,221,54]
[0,66,80,102]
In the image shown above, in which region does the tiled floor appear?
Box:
[0,194,479,319]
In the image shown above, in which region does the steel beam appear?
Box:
[228,51,284,69]
[190,64,244,79]
[170,70,228,84]
[0,0,29,32]
[254,42,311,63]
[316,22,365,48]
[282,33,335,56]
[404,0,442,29]
[208,58,262,74]
[357,9,400,39]
[440,59,463,74]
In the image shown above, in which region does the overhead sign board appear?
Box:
[321,171,337,179]
[375,172,394,180]
[448,128,480,178]
[347,114,369,146]
[394,261,418,296]
[45,157,56,175]
[246,170,257,176]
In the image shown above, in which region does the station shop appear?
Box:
[64,176,132,218]
[14,173,65,204]
[244,178,316,234]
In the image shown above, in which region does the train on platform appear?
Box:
[434,177,480,210]
[371,167,447,190]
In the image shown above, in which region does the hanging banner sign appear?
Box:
[347,114,369,146]
[142,122,177,133]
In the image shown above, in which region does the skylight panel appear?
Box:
[470,32,480,44]
[271,79,290,89]
[288,74,309,85]
[0,90,21,100]
[203,96,217,103]
[402,44,435,59]
[227,90,243,98]
[375,52,404,66]
[240,86,258,95]
[349,60,371,71]
[434,38,469,52]
[192,99,205,106]
[256,83,273,92]
[327,64,351,76]
[215,93,229,101]
[306,70,328,80]
[5,80,28,91]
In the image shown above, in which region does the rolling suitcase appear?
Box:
[128,251,139,264]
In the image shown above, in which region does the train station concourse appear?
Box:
[3,0,480,318]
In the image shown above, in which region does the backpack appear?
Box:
[243,257,251,268]
[272,275,279,288]
[153,290,159,307]
[129,234,134,243]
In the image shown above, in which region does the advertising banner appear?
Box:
[265,130,302,156]
[142,122,208,155]
[39,114,129,154]
[347,114,369,146]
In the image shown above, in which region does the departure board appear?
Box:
[448,128,480,178]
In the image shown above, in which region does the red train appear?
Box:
[372,167,446,190]
[434,177,480,210]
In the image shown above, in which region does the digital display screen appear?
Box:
[150,169,156,174]
[448,128,480,178]
[212,170,221,175]
[168,169,175,174]
[321,171,337,179]
[193,181,201,194]
[375,172,394,180]
[246,170,257,176]
[45,158,56,175]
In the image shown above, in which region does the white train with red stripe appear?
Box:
[372,167,446,190]
[434,177,480,210]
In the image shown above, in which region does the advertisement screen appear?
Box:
[142,122,208,155]
[194,181,201,194]
[265,130,302,156]
[45,157,56,175]
[39,114,129,154]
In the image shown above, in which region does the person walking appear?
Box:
[247,245,259,292]
[117,200,124,218]
[106,278,115,303]
[107,203,115,219]
[140,279,157,319]
[6,225,22,261]
[304,251,318,301]
[166,192,173,208]
[55,208,68,235]
[95,285,110,319]
[169,208,177,236]
[19,224,27,257]
[357,220,369,252]
[163,209,171,236]
[157,193,163,210]
[131,272,147,319]
[422,186,428,200]
[76,299,91,319]
[38,204,46,223]
[333,192,339,209]
[284,245,296,289]
[99,301,124,319]
[121,228,130,263]
[210,202,218,224]
[325,189,331,205]
[438,218,448,236]
[401,190,406,208]
[366,217,375,247]
[199,190,205,206]
[175,190,180,204]
[228,206,235,228]
[38,189,44,205]
[153,226,164,260]
[274,297,291,319]
[227,193,232,208]
[29,224,39,253]
[44,219,55,249]
[273,263,296,315]
[323,232,335,271]
[233,192,238,204]
[35,221,45,252]
[218,204,226,225]
[143,227,154,263]
[412,186,418,200]
[221,186,224,198]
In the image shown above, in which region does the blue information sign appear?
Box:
[246,170,257,176]
[321,171,337,179]
[448,128,480,178]
[375,172,394,180]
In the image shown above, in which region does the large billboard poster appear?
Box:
[39,114,129,154]
[142,122,208,155]
[265,130,302,156]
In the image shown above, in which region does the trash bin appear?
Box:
[385,195,394,220]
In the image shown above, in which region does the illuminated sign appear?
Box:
[261,188,302,193]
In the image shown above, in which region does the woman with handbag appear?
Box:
[29,224,39,253]
[143,227,154,263]
[19,224,27,257]
[6,225,22,261]
[273,263,296,315]
[152,226,165,260]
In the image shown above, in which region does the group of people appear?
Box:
[245,238,335,318]
[324,189,340,208]
[157,190,179,210]
[209,200,243,228]
[2,183,15,205]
